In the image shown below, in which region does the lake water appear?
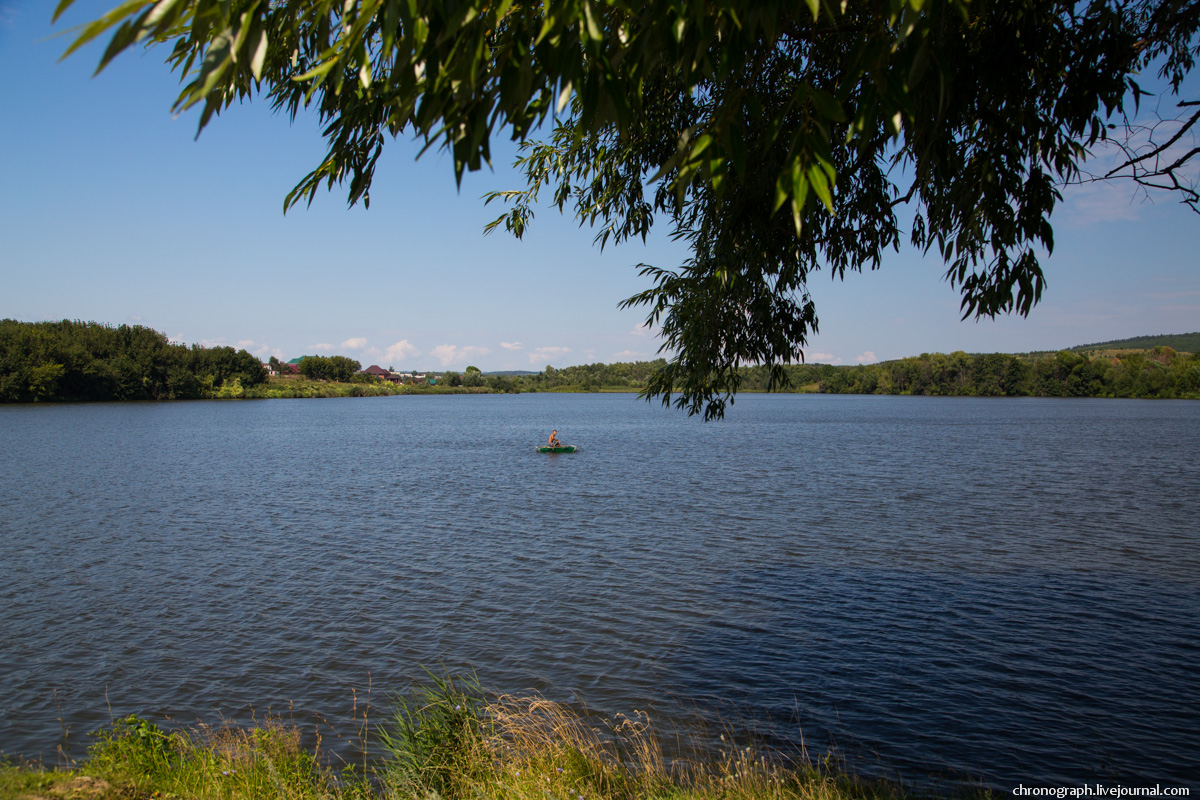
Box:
[1,393,1197,789]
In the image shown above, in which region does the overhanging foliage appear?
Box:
[56,0,1199,417]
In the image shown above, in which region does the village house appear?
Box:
[362,364,393,381]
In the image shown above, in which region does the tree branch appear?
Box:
[1105,105,1200,177]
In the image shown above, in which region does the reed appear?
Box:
[371,676,952,800]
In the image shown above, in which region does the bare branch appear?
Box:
[1072,97,1200,213]
[1105,105,1200,176]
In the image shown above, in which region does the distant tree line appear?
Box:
[1067,332,1200,354]
[473,349,1200,399]
[7,317,1196,403]
[460,361,670,394]
[788,348,1200,399]
[0,319,267,402]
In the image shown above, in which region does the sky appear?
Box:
[1,1,1197,372]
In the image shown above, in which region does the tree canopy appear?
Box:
[298,354,363,381]
[0,319,267,401]
[57,0,1199,418]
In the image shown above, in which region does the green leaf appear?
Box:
[805,86,845,123]
[791,158,810,214]
[59,0,152,63]
[582,1,603,42]
[52,0,78,24]
[250,29,268,80]
[97,19,143,73]
[690,133,713,158]
[194,28,233,98]
[773,171,789,214]
[293,57,341,83]
[556,81,573,113]
[807,162,832,211]
[145,0,185,30]
[382,0,398,52]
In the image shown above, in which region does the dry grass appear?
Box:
[477,695,919,800]
[372,678,973,800]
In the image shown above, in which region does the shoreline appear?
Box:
[0,681,998,800]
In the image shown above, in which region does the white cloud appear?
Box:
[341,337,368,350]
[500,341,523,351]
[808,351,842,364]
[430,344,457,365]
[855,351,879,364]
[611,350,648,361]
[1060,180,1143,224]
[311,343,335,352]
[431,344,491,366]
[384,340,419,364]
[211,337,280,361]
[630,322,653,336]
[234,339,277,359]
[528,346,571,364]
[1062,113,1200,225]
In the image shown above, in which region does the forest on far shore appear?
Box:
[748,347,1198,399]
[0,319,267,402]
[500,346,1200,399]
[3,319,1199,402]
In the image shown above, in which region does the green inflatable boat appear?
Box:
[536,445,577,453]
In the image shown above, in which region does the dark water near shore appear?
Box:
[1,394,1197,788]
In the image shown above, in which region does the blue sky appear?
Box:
[1,1,1196,372]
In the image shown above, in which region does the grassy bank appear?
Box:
[0,679,992,800]
[234,377,496,399]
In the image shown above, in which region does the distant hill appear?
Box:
[1067,332,1200,353]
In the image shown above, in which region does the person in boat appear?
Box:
[548,430,563,448]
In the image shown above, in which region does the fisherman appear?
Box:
[548,430,563,448]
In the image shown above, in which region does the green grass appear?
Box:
[0,761,72,800]
[0,713,353,800]
[242,376,406,398]
[1,679,994,800]
[236,377,495,399]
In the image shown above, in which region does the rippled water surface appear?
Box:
[2,394,1197,788]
